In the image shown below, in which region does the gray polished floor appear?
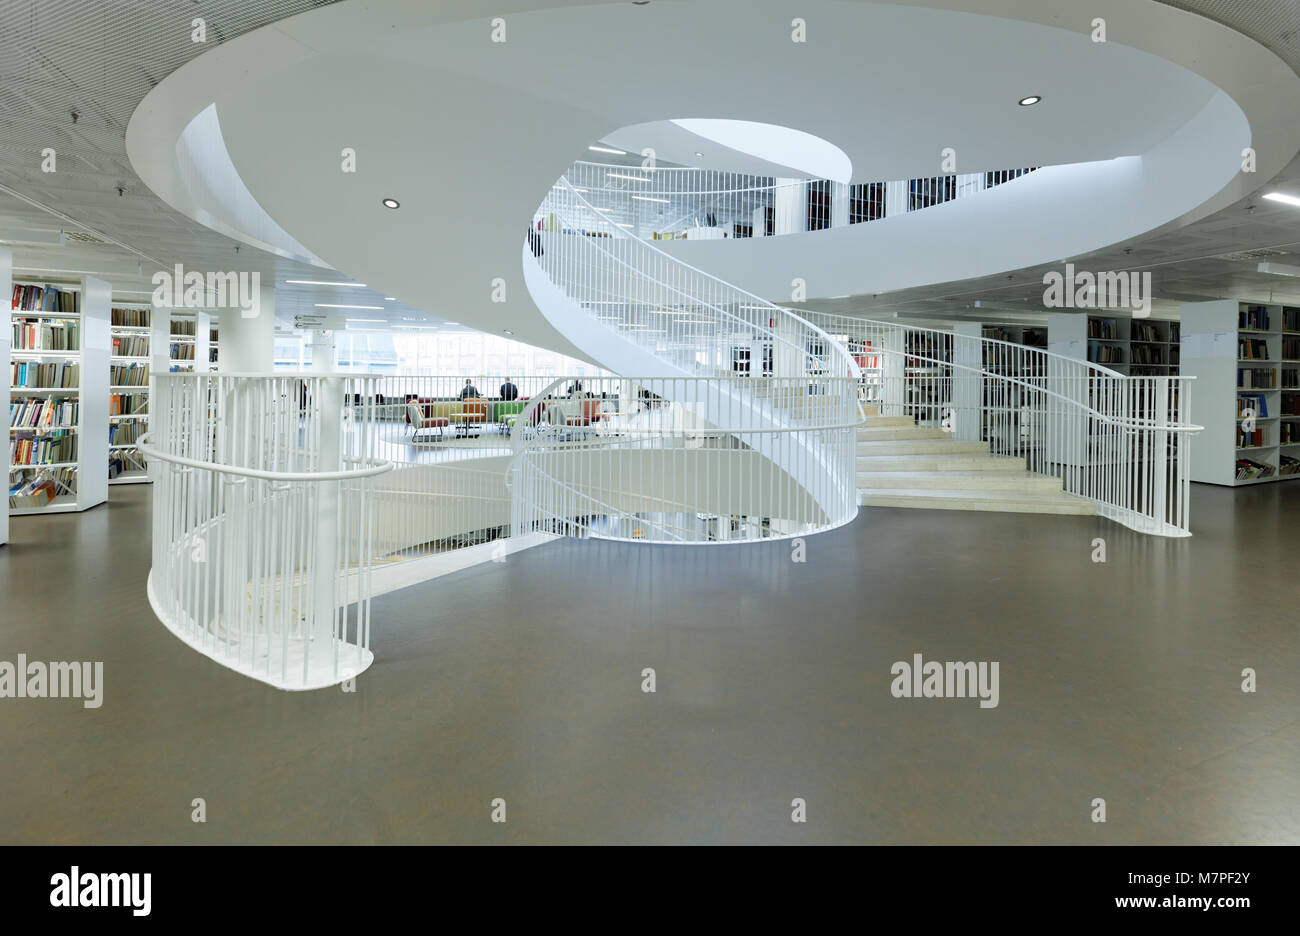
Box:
[1,481,1297,844]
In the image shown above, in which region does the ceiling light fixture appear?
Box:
[607,172,652,183]
[504,329,514,335]
[383,296,397,300]
[1262,191,1300,208]
[632,195,670,203]
[589,145,627,155]
[346,318,385,324]
[381,197,400,209]
[1018,95,1042,106]
[695,152,704,158]
[315,303,384,310]
[394,324,437,329]
[286,279,366,287]
[1257,261,1300,278]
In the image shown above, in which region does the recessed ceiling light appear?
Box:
[315,303,384,310]
[695,152,704,157]
[504,329,514,335]
[381,197,400,209]
[1018,95,1042,106]
[285,279,366,287]
[589,145,626,155]
[1262,192,1300,208]
[346,318,385,324]
[383,296,397,301]
[444,321,460,325]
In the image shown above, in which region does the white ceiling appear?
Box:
[3,0,1300,342]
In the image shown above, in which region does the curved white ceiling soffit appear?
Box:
[126,0,1300,352]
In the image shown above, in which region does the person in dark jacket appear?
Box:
[459,379,480,400]
[499,379,519,401]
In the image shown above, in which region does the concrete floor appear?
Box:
[1,481,1297,844]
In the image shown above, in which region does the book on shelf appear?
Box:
[9,432,77,466]
[1282,422,1298,446]
[11,319,80,351]
[1131,322,1163,343]
[110,307,151,328]
[10,285,79,315]
[1238,394,1269,419]
[1087,318,1121,340]
[1237,368,1277,389]
[1239,304,1271,330]
[111,335,149,357]
[170,320,197,337]
[109,363,150,387]
[1238,337,1269,360]
[109,392,148,416]
[1283,336,1300,360]
[1282,455,1300,476]
[10,362,80,389]
[169,342,195,360]
[1235,458,1275,481]
[10,398,78,429]
[108,421,144,446]
[8,467,77,509]
[1283,307,1300,333]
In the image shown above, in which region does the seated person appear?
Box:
[500,378,519,401]
[459,379,480,400]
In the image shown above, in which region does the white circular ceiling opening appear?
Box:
[670,119,852,182]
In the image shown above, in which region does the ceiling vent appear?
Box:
[1217,247,1290,261]
[63,230,109,245]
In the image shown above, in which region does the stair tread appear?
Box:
[859,487,1092,503]
[856,471,1057,482]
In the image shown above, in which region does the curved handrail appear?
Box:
[137,432,396,481]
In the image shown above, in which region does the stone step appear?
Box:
[856,470,1064,492]
[856,426,948,442]
[858,488,1096,515]
[856,453,1028,472]
[856,439,991,456]
[859,415,916,428]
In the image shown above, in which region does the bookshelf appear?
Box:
[168,310,210,374]
[1181,299,1300,485]
[1047,313,1180,376]
[209,321,219,372]
[1,248,9,544]
[108,304,155,484]
[8,276,110,514]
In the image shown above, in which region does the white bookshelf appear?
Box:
[8,275,110,515]
[168,310,210,374]
[1047,312,1180,376]
[1181,299,1300,485]
[108,303,155,484]
[209,321,220,372]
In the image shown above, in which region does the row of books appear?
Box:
[10,433,77,466]
[1236,458,1275,481]
[110,363,149,387]
[1284,308,1300,333]
[108,422,144,446]
[170,320,197,337]
[1282,396,1300,416]
[1282,422,1299,446]
[8,468,76,509]
[1131,323,1167,343]
[1238,394,1269,419]
[1087,318,1121,340]
[1282,455,1300,476]
[1239,338,1269,360]
[11,285,78,315]
[12,320,79,351]
[110,307,151,328]
[1131,345,1165,365]
[1238,368,1276,389]
[111,335,149,357]
[1237,427,1265,449]
[170,343,195,360]
[10,362,79,389]
[1284,369,1298,389]
[1239,304,1270,331]
[108,452,145,480]
[1087,343,1124,364]
[10,398,77,429]
[1284,337,1300,360]
[110,392,148,416]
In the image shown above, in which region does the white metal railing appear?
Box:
[804,312,1202,536]
[542,161,1038,240]
[143,373,393,690]
[509,376,859,544]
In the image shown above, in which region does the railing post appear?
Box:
[1152,377,1169,533]
[312,376,344,663]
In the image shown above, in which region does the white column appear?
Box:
[309,328,336,373]
[0,248,10,545]
[773,179,806,235]
[218,282,274,372]
[831,182,850,228]
[78,276,110,511]
[951,323,982,441]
